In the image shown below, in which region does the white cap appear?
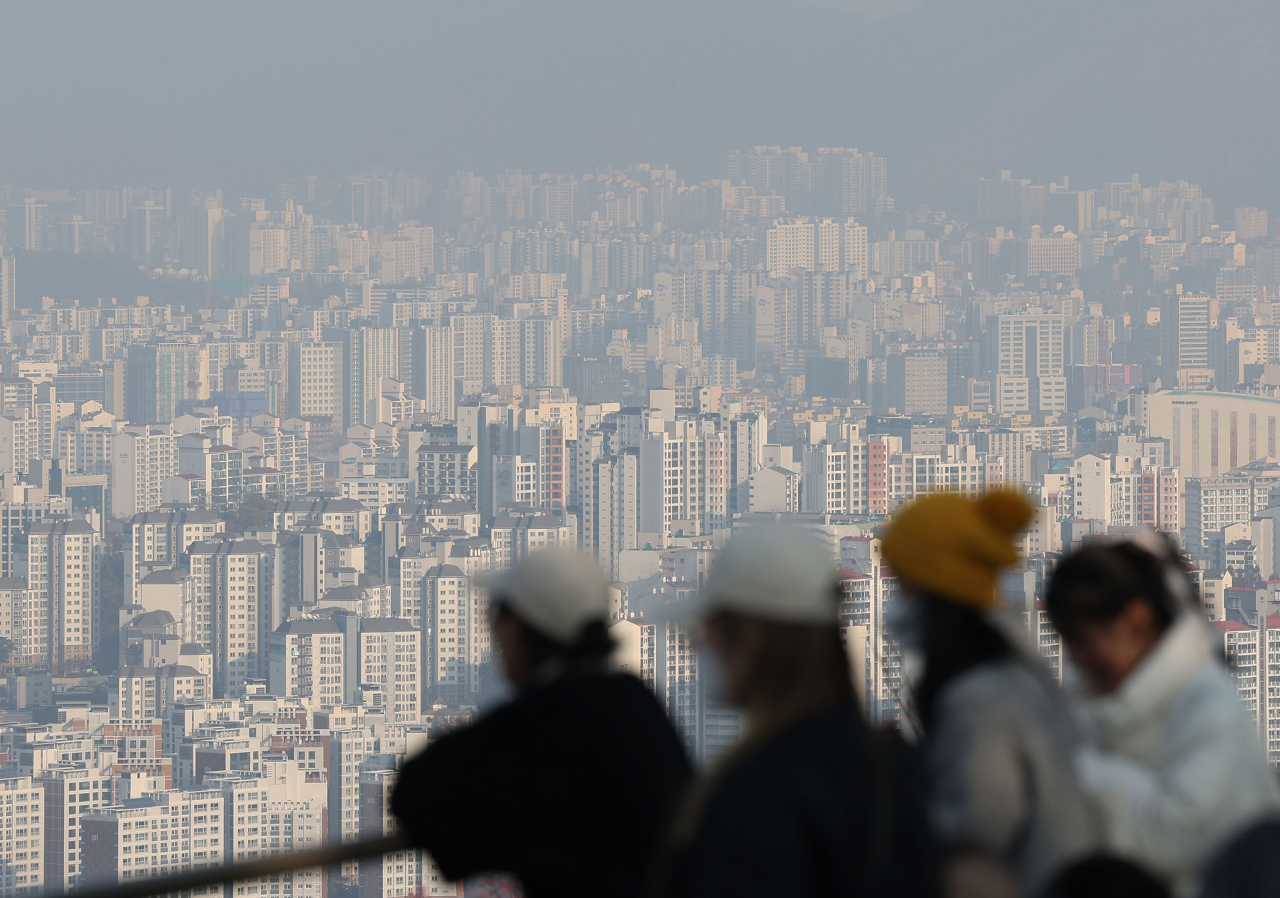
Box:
[484,548,612,645]
[699,525,839,625]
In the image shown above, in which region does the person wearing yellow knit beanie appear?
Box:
[882,490,1101,898]
[883,489,1036,610]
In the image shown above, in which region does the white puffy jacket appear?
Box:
[1075,613,1280,895]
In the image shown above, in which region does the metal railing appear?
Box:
[61,833,411,898]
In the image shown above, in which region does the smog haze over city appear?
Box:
[5,1,1280,208]
[2,1,1280,897]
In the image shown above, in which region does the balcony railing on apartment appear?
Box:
[54,833,411,898]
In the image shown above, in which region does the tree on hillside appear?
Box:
[221,493,275,536]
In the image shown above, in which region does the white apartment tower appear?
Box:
[26,519,98,673]
[422,564,480,705]
[286,342,342,427]
[128,508,225,603]
[0,771,44,896]
[81,789,225,892]
[111,424,178,518]
[268,619,346,706]
[187,539,271,697]
[358,619,420,722]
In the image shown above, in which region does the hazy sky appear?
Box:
[3,0,1278,213]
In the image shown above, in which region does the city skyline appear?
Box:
[2,2,1280,894]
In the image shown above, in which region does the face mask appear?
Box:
[884,597,925,651]
[698,644,730,704]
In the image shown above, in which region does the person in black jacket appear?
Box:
[654,525,936,898]
[391,548,692,898]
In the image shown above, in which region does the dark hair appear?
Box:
[495,602,615,667]
[916,595,1014,728]
[1045,542,1184,642]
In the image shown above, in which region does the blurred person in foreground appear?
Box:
[1045,538,1280,896]
[882,490,1098,898]
[391,548,692,898]
[653,524,936,898]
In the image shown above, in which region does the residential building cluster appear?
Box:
[1,146,1280,893]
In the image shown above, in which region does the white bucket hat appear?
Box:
[699,524,840,625]
[485,548,612,645]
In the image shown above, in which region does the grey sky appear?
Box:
[2,0,1278,213]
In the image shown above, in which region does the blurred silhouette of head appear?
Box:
[486,548,613,688]
[1045,539,1186,694]
[697,525,851,728]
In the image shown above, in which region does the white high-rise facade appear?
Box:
[0,771,44,897]
[26,519,98,673]
[358,619,420,723]
[187,539,271,697]
[111,424,178,518]
[268,619,345,706]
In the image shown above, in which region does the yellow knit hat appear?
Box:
[881,490,1035,609]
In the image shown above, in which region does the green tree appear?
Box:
[221,493,275,536]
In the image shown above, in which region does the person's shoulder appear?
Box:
[939,657,1065,721]
[942,656,1036,699]
[702,707,873,830]
[1169,663,1260,735]
[545,671,669,710]
[725,705,867,782]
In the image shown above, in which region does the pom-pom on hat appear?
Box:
[881,489,1036,610]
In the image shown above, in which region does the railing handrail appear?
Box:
[60,833,412,898]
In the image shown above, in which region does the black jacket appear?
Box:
[392,671,692,898]
[654,702,937,898]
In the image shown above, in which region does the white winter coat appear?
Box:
[1075,613,1280,895]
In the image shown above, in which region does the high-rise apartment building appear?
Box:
[211,763,326,898]
[39,760,113,893]
[0,254,13,329]
[637,420,728,537]
[1235,206,1269,242]
[187,539,272,697]
[82,788,225,892]
[0,416,35,478]
[359,768,452,898]
[993,312,1066,415]
[128,204,165,267]
[765,220,814,277]
[840,536,903,726]
[26,519,98,673]
[125,343,209,425]
[827,148,888,215]
[421,564,483,705]
[286,342,343,429]
[0,771,45,897]
[403,323,455,421]
[111,424,178,518]
[888,351,948,416]
[325,327,400,430]
[128,508,223,604]
[357,619,420,722]
[4,202,45,252]
[268,619,345,705]
[0,481,63,580]
[1177,293,1212,372]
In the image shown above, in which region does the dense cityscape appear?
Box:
[0,140,1277,895]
